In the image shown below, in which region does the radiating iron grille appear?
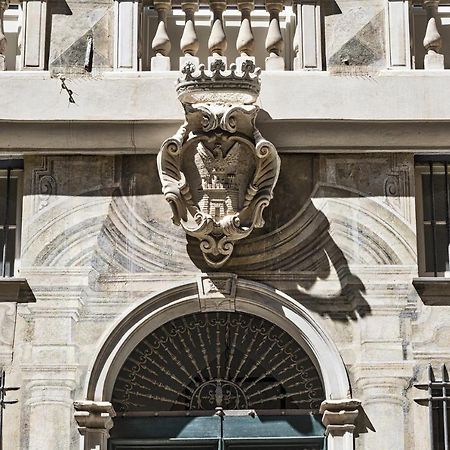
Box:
[417,158,450,276]
[415,365,450,450]
[112,312,325,413]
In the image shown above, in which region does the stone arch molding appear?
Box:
[75,278,360,450]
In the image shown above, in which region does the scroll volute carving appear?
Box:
[157,62,281,268]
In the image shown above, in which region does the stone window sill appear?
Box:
[413,277,450,306]
[0,278,36,303]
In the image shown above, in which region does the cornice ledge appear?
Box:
[350,361,416,383]
[0,278,36,303]
[413,277,450,305]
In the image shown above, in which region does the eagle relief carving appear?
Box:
[157,61,280,268]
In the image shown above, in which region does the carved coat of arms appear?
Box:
[158,62,280,268]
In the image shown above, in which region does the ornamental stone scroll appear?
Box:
[157,61,281,268]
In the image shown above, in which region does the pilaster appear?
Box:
[294,0,322,71]
[114,0,139,70]
[19,292,83,450]
[20,0,47,70]
[386,0,412,69]
[24,371,77,450]
[352,363,414,450]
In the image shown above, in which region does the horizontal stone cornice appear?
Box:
[20,364,78,377]
[4,71,450,122]
[4,120,450,153]
[350,361,416,382]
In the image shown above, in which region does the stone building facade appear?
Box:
[1,0,450,449]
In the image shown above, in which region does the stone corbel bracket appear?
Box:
[157,61,281,268]
[321,399,360,435]
[320,399,372,449]
[74,401,116,450]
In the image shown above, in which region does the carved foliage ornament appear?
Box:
[158,61,280,268]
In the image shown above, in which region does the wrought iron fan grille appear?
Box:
[112,312,325,413]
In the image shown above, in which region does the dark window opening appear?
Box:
[416,157,450,276]
[415,365,450,450]
[0,160,23,278]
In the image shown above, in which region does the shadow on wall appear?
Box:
[181,151,373,320]
[186,190,370,321]
[27,152,416,322]
[183,148,415,320]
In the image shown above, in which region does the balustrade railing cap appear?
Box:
[176,60,261,105]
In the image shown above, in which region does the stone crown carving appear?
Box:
[157,61,280,268]
[177,60,261,104]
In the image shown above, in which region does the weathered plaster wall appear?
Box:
[0,152,435,449]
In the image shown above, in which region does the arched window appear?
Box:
[112,311,325,413]
[109,311,326,449]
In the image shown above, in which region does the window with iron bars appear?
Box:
[0,160,23,278]
[415,365,450,450]
[415,157,450,276]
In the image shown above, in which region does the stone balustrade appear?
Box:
[0,0,448,72]
[115,0,323,71]
[115,0,450,72]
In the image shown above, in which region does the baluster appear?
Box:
[423,0,444,70]
[180,0,199,69]
[236,0,255,68]
[293,0,322,70]
[0,0,9,71]
[265,0,284,70]
[208,0,227,68]
[151,0,172,71]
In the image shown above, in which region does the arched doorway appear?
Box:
[109,311,326,449]
[77,279,356,450]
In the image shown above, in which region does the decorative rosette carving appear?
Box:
[157,61,280,268]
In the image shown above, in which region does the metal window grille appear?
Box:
[0,160,23,278]
[415,365,450,450]
[0,370,19,450]
[416,157,450,276]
